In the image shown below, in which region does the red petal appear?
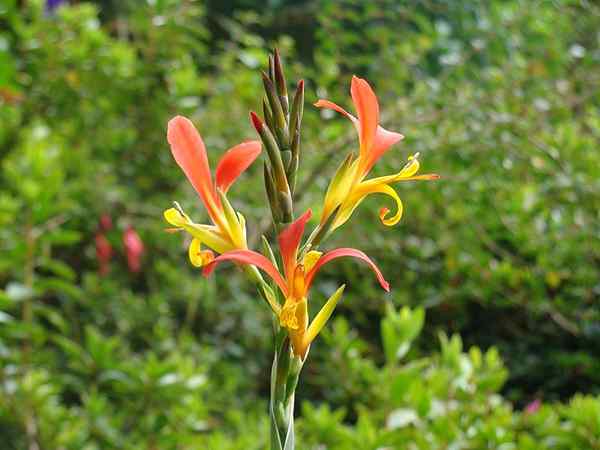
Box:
[203,249,288,296]
[304,247,390,293]
[167,116,220,220]
[215,141,262,193]
[278,210,312,281]
[350,76,379,157]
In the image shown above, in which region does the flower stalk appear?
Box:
[251,50,304,231]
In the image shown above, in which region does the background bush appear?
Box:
[1,0,599,448]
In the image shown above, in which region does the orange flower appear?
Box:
[316,76,438,231]
[164,116,262,267]
[203,210,389,358]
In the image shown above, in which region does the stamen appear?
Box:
[173,201,186,217]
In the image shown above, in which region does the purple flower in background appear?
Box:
[46,0,66,14]
[524,398,541,415]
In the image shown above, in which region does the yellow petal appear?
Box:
[164,206,232,253]
[303,285,345,349]
[188,238,215,267]
[302,250,322,273]
[330,195,364,231]
[320,156,358,224]
[336,181,403,228]
[365,182,404,226]
[397,153,421,179]
[217,189,245,248]
[364,154,421,187]
[164,207,188,227]
[279,299,300,330]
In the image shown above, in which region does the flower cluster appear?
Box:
[164,75,437,358]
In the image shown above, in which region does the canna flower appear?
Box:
[123,226,144,273]
[203,210,389,358]
[164,116,262,267]
[315,76,439,232]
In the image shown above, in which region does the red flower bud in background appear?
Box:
[95,232,113,276]
[100,213,113,232]
[123,226,144,273]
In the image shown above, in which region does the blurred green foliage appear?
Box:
[1,0,599,448]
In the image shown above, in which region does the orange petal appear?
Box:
[167,116,220,222]
[362,126,404,174]
[203,249,288,297]
[278,209,312,281]
[215,140,262,193]
[304,247,390,294]
[350,76,379,160]
[314,99,357,123]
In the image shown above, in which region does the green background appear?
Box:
[1,0,599,448]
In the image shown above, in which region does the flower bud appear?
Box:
[273,49,289,116]
[123,226,144,273]
[250,112,290,195]
[261,72,289,146]
[95,232,112,276]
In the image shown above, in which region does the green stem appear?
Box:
[269,330,303,450]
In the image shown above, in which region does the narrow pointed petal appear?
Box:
[320,155,358,225]
[203,249,288,296]
[364,154,439,187]
[350,76,379,159]
[278,209,312,281]
[314,99,357,123]
[330,197,364,231]
[167,116,221,221]
[215,141,262,193]
[304,284,346,350]
[217,190,246,248]
[305,247,390,293]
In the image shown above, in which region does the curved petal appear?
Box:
[203,249,288,296]
[304,247,390,294]
[350,76,379,160]
[314,99,357,124]
[353,182,404,227]
[278,209,312,281]
[362,126,404,175]
[167,116,221,222]
[188,238,215,267]
[215,140,262,194]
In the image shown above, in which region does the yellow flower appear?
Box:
[316,76,439,231]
